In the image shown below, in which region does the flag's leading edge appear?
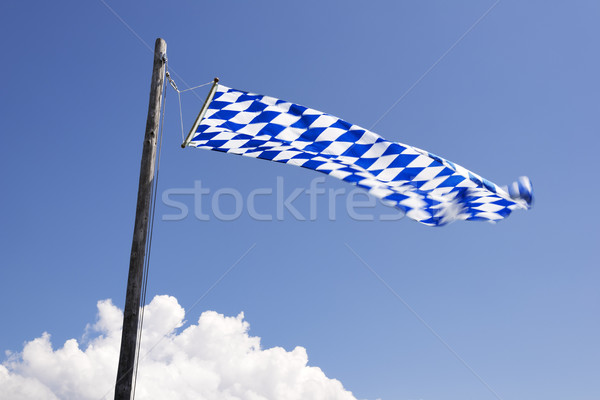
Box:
[186,84,532,226]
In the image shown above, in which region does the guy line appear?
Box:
[345,242,505,400]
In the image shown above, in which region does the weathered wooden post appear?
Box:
[114,37,166,400]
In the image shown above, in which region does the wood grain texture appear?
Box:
[114,38,166,400]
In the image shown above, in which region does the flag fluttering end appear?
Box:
[402,175,533,227]
[504,176,534,209]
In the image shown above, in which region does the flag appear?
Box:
[184,83,532,226]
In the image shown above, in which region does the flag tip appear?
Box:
[214,77,219,83]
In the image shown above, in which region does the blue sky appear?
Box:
[1,1,599,399]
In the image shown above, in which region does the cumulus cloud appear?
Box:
[1,295,358,400]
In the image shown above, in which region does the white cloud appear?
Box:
[1,295,359,400]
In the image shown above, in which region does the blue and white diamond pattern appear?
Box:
[187,84,532,226]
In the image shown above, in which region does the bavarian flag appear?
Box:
[183,82,532,226]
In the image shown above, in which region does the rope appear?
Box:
[178,82,213,92]
[166,70,212,142]
[177,90,184,142]
[131,62,168,400]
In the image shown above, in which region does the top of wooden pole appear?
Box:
[156,37,166,60]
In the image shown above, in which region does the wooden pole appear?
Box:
[114,38,166,400]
